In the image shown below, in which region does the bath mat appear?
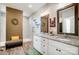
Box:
[27,48,42,55]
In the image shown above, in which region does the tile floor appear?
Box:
[0,41,32,55]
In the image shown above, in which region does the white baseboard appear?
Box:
[23,39,32,43]
[0,42,5,47]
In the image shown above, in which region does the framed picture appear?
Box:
[50,17,56,27]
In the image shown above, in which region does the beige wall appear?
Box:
[6,7,23,41]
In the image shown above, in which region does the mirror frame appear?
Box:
[57,3,78,36]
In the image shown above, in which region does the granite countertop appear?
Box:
[34,33,79,47]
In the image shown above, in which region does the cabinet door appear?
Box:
[33,36,42,52]
[41,38,48,54]
[61,49,74,55]
[41,42,48,54]
[48,39,78,55]
[48,45,61,55]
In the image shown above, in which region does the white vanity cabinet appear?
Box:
[33,35,79,55]
[48,43,72,55]
[48,39,78,55]
[48,45,61,55]
[41,37,48,54]
[33,36,42,53]
[33,36,48,54]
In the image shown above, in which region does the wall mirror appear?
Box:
[41,15,49,33]
[57,4,78,36]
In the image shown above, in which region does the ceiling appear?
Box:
[4,3,46,17]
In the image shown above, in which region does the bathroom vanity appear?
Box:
[33,3,79,55]
[33,33,79,55]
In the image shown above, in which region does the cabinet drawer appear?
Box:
[41,38,48,45]
[33,36,41,41]
[41,38,48,54]
[48,45,61,55]
[33,36,42,52]
[48,45,73,55]
[41,44,47,54]
[48,40,78,54]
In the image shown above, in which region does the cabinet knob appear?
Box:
[56,49,58,51]
[59,50,61,52]
[56,49,61,52]
[43,45,45,47]
[43,40,45,41]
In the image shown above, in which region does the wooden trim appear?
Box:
[57,3,78,36]
[46,14,49,33]
[57,9,59,34]
[75,3,78,36]
[57,3,76,11]
[6,7,23,12]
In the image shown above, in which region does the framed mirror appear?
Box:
[57,3,78,36]
[41,15,49,33]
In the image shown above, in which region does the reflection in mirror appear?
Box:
[57,4,78,35]
[41,15,49,33]
[59,6,75,33]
